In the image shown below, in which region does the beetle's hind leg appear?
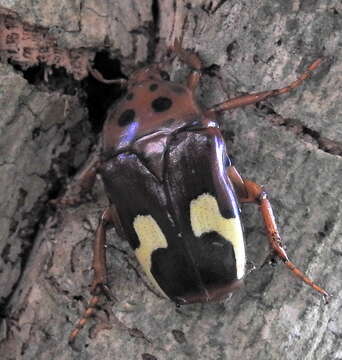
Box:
[206,58,323,114]
[171,38,202,91]
[227,166,330,303]
[68,207,115,345]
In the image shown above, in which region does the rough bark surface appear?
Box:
[0,1,341,359]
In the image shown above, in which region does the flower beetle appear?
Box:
[56,40,329,344]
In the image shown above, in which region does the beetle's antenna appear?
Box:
[87,64,127,86]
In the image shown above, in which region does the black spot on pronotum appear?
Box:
[118,109,135,126]
[149,83,158,91]
[126,92,134,100]
[152,97,172,112]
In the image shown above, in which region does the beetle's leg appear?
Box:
[91,208,115,297]
[68,207,115,345]
[51,156,101,206]
[206,58,323,114]
[171,38,202,91]
[227,166,330,303]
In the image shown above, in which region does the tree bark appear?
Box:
[0,1,341,359]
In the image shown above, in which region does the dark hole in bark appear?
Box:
[10,61,78,95]
[13,62,44,83]
[152,0,159,30]
[226,40,238,61]
[10,50,126,134]
[83,51,125,133]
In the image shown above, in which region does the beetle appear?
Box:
[54,40,330,344]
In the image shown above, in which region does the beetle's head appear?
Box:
[128,64,170,85]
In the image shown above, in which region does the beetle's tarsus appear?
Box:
[67,208,115,345]
[68,294,100,346]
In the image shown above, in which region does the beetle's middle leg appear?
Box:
[206,58,323,114]
[171,39,202,91]
[227,166,330,303]
[68,207,115,345]
[51,155,101,206]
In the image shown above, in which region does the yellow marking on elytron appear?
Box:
[190,193,246,279]
[133,215,168,298]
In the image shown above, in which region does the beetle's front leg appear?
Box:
[227,166,330,303]
[206,58,323,115]
[68,207,115,345]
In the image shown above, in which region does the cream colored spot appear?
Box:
[133,215,168,298]
[190,193,245,279]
